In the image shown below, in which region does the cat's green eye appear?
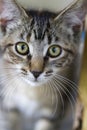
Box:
[47,45,62,58]
[15,42,29,55]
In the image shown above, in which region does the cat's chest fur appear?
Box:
[3,78,59,119]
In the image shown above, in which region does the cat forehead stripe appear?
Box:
[26,10,57,42]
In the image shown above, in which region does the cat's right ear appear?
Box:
[53,0,87,36]
[0,0,28,38]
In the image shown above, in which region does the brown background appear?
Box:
[79,34,87,130]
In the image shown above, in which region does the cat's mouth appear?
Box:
[21,72,52,87]
[20,70,53,87]
[21,77,47,87]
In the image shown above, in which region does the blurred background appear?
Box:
[17,0,74,11]
[79,32,87,130]
[17,0,87,130]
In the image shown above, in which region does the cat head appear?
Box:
[0,0,86,87]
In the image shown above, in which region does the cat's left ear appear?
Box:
[0,0,28,37]
[54,0,87,32]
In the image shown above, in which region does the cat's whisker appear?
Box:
[51,86,58,117]
[55,76,76,104]
[1,75,23,112]
[55,74,78,94]
[48,80,58,116]
[0,77,16,97]
[56,77,79,104]
[53,77,75,115]
[52,79,65,115]
[56,74,77,88]
[0,73,21,95]
[0,73,16,80]
[54,74,79,96]
[0,73,21,85]
[45,83,50,100]
[49,79,64,116]
[49,82,56,111]
[53,85,64,116]
[0,78,16,110]
[47,82,54,116]
[47,82,53,105]
[0,76,12,84]
[58,77,78,95]
[0,75,17,94]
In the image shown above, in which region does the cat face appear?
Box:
[0,0,86,87]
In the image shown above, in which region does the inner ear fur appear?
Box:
[53,0,87,31]
[0,0,28,36]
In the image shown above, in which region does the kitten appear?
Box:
[0,0,86,130]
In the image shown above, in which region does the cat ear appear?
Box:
[0,0,27,37]
[54,0,87,33]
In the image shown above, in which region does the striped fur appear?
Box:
[0,0,87,130]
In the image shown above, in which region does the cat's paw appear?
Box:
[73,99,84,130]
[35,119,53,130]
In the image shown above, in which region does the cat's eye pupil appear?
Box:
[52,47,56,53]
[21,45,26,50]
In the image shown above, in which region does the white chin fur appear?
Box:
[21,77,47,87]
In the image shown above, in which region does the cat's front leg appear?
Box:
[73,99,84,130]
[0,109,21,130]
[34,119,55,130]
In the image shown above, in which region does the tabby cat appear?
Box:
[0,0,86,130]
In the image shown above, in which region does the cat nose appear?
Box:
[31,71,42,79]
